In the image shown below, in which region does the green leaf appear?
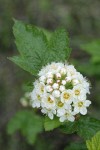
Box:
[64,142,87,150]
[77,116,100,140]
[60,116,100,140]
[44,116,63,131]
[9,56,39,75]
[7,110,43,144]
[48,28,71,62]
[9,19,48,75]
[60,120,78,134]
[44,115,100,139]
[13,19,48,57]
[9,19,71,75]
[86,131,100,150]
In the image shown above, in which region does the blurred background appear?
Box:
[0,0,100,150]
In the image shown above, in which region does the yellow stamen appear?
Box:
[63,93,70,99]
[65,113,69,116]
[37,95,41,100]
[48,97,53,103]
[78,101,83,107]
[41,86,44,92]
[75,90,80,95]
[58,101,64,107]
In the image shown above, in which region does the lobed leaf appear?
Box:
[9,19,71,76]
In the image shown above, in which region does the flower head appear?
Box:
[30,62,91,122]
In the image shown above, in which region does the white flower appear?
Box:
[59,110,75,122]
[57,101,71,117]
[33,81,45,95]
[30,62,91,122]
[83,78,90,94]
[73,99,91,115]
[38,67,49,76]
[41,108,56,119]
[73,85,87,99]
[31,90,41,108]
[61,90,73,104]
[38,82,46,95]
[47,62,64,74]
[73,73,90,94]
[42,94,56,109]
[67,65,76,77]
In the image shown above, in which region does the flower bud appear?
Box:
[59,85,65,92]
[60,68,67,75]
[62,80,66,85]
[72,79,79,85]
[57,80,60,83]
[39,75,46,83]
[56,73,61,79]
[47,78,53,84]
[52,83,59,89]
[46,85,53,92]
[52,90,60,98]
[46,72,53,78]
[65,77,71,82]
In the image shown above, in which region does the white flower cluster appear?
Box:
[30,62,91,122]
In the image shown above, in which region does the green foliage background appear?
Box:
[0,0,100,150]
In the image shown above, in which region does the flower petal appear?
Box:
[59,116,66,122]
[57,109,65,116]
[64,104,71,110]
[74,106,80,113]
[80,107,87,115]
[67,115,75,122]
[84,100,91,107]
[48,113,54,120]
